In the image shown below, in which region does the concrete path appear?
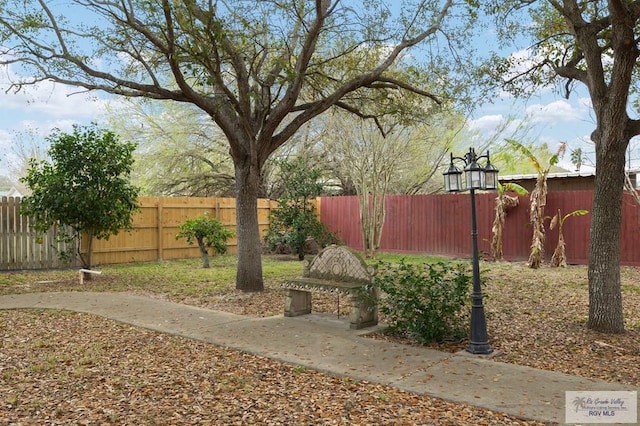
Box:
[0,292,636,425]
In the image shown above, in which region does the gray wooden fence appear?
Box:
[0,197,80,270]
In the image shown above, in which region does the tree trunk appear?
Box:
[81,228,94,281]
[588,134,626,333]
[197,239,210,268]
[358,192,370,257]
[527,178,547,269]
[234,156,264,292]
[80,229,93,269]
[372,191,386,255]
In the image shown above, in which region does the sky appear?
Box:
[469,90,600,171]
[0,77,112,177]
[0,62,602,178]
[0,2,625,180]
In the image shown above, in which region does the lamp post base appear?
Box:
[466,342,493,355]
[467,296,492,355]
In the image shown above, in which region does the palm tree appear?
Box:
[570,148,584,172]
[490,182,528,261]
[506,139,566,268]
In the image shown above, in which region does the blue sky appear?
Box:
[469,90,600,171]
[0,88,600,180]
[0,77,112,176]
[0,2,621,178]
[0,60,602,177]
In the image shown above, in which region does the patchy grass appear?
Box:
[370,252,450,264]
[0,255,301,298]
[2,254,640,388]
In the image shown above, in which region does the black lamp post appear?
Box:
[442,148,498,355]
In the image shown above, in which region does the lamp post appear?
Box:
[443,147,498,355]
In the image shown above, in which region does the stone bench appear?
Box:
[281,245,378,329]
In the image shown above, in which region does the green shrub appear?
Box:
[263,157,338,260]
[369,260,472,344]
[264,208,338,259]
[176,213,234,268]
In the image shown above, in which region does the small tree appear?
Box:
[176,213,235,268]
[20,124,139,272]
[324,117,425,258]
[264,158,337,260]
[550,209,589,268]
[570,148,586,172]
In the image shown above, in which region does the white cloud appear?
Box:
[467,113,528,141]
[467,114,506,133]
[0,61,113,176]
[3,81,108,119]
[0,62,109,122]
[525,100,582,124]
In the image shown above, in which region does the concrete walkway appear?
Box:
[0,292,636,425]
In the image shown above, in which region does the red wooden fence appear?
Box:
[319,190,640,266]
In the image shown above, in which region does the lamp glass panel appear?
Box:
[465,168,484,190]
[484,169,498,189]
[444,171,462,192]
[443,162,462,192]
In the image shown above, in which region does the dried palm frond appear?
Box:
[551,233,567,267]
[490,194,520,260]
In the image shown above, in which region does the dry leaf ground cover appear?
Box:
[2,254,640,424]
[1,310,538,425]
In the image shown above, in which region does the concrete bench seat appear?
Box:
[281,245,378,329]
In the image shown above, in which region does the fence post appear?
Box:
[7,197,17,269]
[157,198,164,261]
[0,196,8,269]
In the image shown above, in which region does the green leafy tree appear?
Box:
[106,99,236,197]
[19,124,140,271]
[264,158,337,260]
[176,213,235,268]
[485,0,640,332]
[0,0,477,292]
[496,143,564,176]
[570,148,585,172]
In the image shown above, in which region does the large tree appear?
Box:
[106,99,235,197]
[487,0,640,332]
[0,0,473,291]
[321,111,465,257]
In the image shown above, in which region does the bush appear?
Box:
[176,213,234,268]
[264,208,338,258]
[369,260,472,344]
[263,157,338,260]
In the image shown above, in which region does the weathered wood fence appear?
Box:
[5,190,640,270]
[1,196,278,270]
[319,190,640,267]
[0,196,80,270]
